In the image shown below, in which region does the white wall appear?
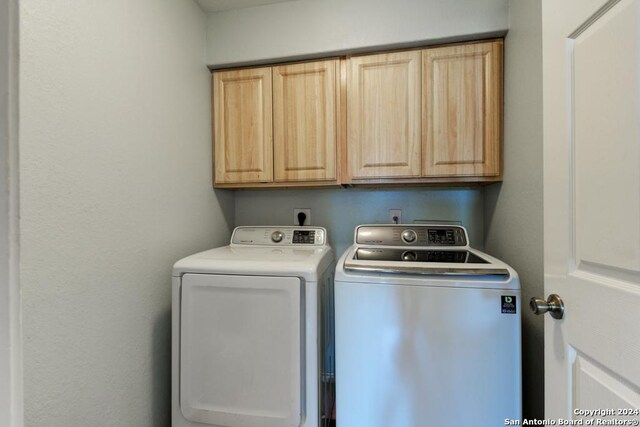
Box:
[236,188,485,257]
[484,0,544,419]
[0,0,21,424]
[19,1,234,425]
[205,0,509,66]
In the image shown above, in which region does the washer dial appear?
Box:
[401,229,417,244]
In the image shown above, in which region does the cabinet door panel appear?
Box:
[347,51,421,179]
[423,41,502,177]
[213,68,273,184]
[273,60,338,182]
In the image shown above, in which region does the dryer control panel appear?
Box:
[231,226,327,246]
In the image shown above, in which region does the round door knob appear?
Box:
[401,251,417,261]
[401,229,417,244]
[529,294,565,319]
[271,231,284,243]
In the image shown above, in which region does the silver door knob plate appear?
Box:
[529,294,565,319]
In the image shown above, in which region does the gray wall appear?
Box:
[235,188,484,257]
[485,0,544,419]
[19,0,234,425]
[0,0,20,424]
[205,0,509,66]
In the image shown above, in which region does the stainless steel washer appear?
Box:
[335,224,522,427]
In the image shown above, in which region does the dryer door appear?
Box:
[180,273,303,427]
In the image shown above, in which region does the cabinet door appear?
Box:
[213,67,273,184]
[273,60,339,181]
[422,41,502,177]
[347,51,421,179]
[273,60,338,182]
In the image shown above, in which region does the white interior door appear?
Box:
[543,0,640,422]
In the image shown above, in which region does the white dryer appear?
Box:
[172,226,334,427]
[335,224,521,427]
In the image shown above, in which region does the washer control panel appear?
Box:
[232,226,327,246]
[355,225,468,247]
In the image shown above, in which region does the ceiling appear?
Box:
[195,0,297,12]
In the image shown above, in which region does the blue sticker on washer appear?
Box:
[501,296,517,314]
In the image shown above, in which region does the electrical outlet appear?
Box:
[293,208,311,226]
[389,209,402,224]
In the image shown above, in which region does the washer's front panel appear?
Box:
[180,274,302,427]
[335,280,521,427]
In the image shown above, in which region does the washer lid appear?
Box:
[353,248,490,264]
[339,245,518,284]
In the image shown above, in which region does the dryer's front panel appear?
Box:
[180,273,303,427]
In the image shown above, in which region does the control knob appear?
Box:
[271,231,284,243]
[401,251,417,261]
[401,229,417,244]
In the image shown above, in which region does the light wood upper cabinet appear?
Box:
[347,51,422,179]
[273,60,339,182]
[213,67,273,184]
[422,41,502,177]
[211,39,504,188]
